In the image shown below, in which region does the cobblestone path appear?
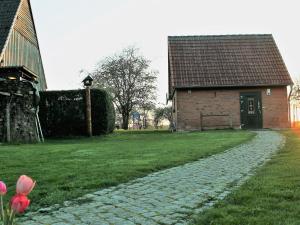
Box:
[21,131,284,225]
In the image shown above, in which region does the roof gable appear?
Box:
[168,34,293,93]
[0,0,20,54]
[0,0,47,90]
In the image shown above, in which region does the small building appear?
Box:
[0,0,46,142]
[0,0,46,89]
[168,34,293,130]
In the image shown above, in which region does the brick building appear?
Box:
[168,35,293,130]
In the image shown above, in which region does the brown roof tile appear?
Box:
[168,34,293,94]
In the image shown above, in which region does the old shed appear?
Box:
[168,34,293,130]
[0,0,46,142]
[0,0,46,89]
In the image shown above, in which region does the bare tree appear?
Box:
[163,106,173,125]
[92,47,157,130]
[137,101,155,129]
[290,80,300,126]
[153,106,172,129]
[291,81,300,101]
[153,107,165,129]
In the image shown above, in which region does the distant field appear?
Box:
[0,130,254,211]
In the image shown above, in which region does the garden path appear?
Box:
[21,131,284,225]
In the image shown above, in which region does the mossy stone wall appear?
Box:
[0,80,39,143]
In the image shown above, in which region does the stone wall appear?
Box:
[0,80,39,143]
[173,87,290,131]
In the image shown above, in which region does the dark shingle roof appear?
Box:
[168,34,293,93]
[0,0,20,54]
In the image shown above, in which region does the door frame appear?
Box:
[240,92,263,129]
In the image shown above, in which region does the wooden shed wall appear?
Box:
[14,0,38,46]
[0,0,46,90]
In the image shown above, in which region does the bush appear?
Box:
[39,89,115,137]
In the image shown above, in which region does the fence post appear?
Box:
[6,102,11,142]
[200,112,202,131]
[85,86,93,137]
[229,114,233,128]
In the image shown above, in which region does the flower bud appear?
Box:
[16,175,36,196]
[0,181,7,196]
[10,194,30,214]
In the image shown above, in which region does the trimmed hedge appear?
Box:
[39,89,115,137]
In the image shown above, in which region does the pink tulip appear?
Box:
[10,194,30,214]
[16,175,36,196]
[0,181,7,196]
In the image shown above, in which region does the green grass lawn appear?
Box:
[0,130,253,212]
[192,130,300,225]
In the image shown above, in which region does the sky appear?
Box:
[31,0,300,104]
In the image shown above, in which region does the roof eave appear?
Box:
[173,83,293,90]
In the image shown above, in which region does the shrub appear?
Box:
[39,89,115,137]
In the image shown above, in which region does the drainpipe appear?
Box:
[6,95,13,143]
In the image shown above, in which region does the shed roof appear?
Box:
[0,0,20,54]
[168,34,293,94]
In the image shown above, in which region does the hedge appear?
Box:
[39,89,115,137]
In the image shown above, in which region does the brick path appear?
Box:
[21,131,284,225]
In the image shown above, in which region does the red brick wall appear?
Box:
[173,87,290,131]
[261,87,290,128]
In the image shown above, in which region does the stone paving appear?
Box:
[21,131,285,225]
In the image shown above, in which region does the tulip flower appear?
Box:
[0,176,36,224]
[16,175,36,196]
[10,194,30,214]
[0,181,6,223]
[0,181,6,196]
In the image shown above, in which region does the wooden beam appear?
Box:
[85,87,93,137]
[6,103,11,142]
[200,112,202,131]
[0,91,10,96]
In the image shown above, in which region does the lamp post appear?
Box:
[82,75,94,137]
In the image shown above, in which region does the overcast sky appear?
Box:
[31,0,300,104]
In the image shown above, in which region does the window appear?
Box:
[248,98,255,115]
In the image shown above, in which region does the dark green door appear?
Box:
[240,92,262,129]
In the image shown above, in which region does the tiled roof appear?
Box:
[168,34,293,93]
[0,0,20,54]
